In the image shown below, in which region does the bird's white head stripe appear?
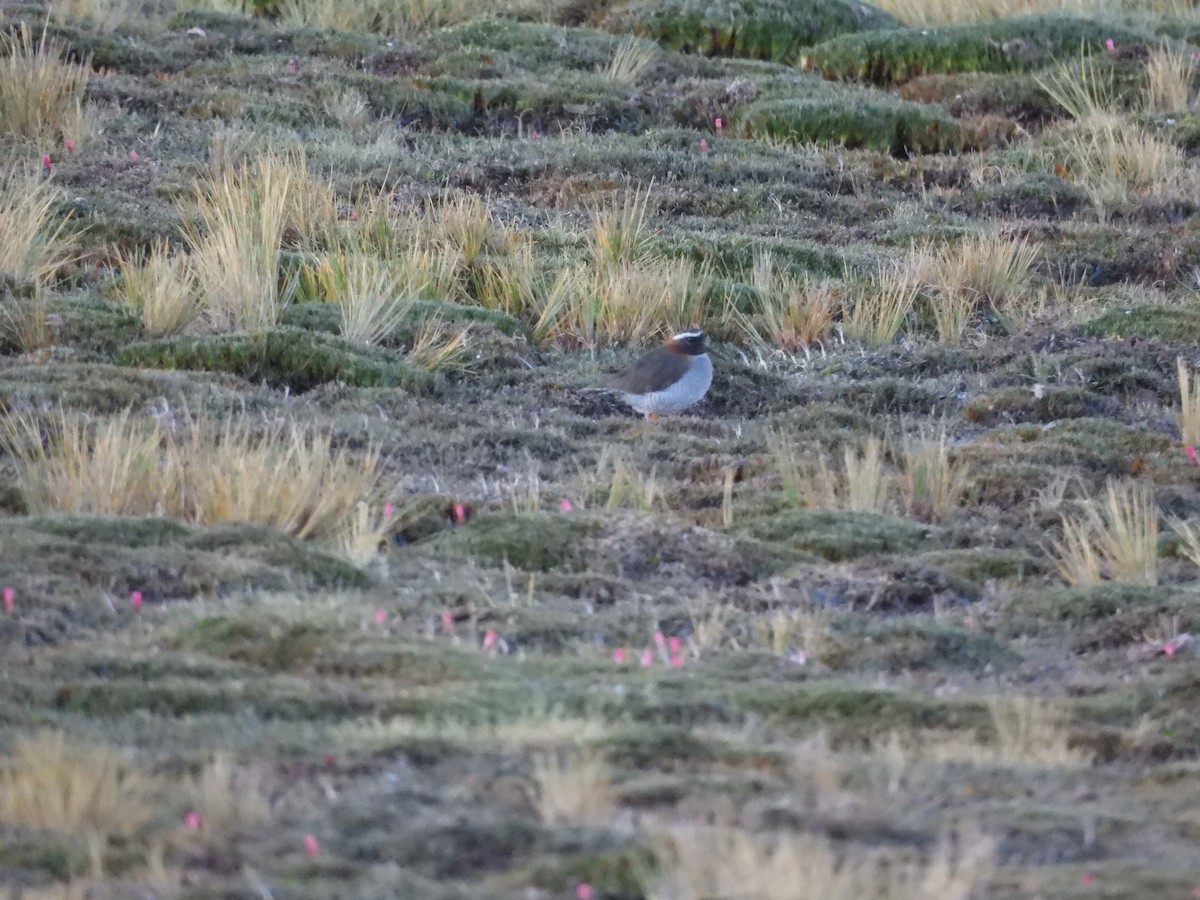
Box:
[672,330,704,341]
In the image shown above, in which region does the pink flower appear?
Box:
[451,501,469,525]
[613,647,626,663]
[130,591,142,613]
[669,655,683,666]
[323,753,336,767]
[559,498,573,512]
[287,58,298,73]
[1164,640,1177,658]
[130,149,138,160]
[1105,38,1115,53]
[374,608,387,626]
[653,631,666,647]
[441,609,454,635]
[640,649,653,666]
[184,810,203,830]
[384,501,395,518]
[699,138,708,153]
[1081,872,1096,885]
[1186,445,1198,466]
[350,210,359,222]
[2,587,12,614]
[304,834,319,858]
[714,117,723,130]
[64,139,75,153]
[576,885,594,899]
[41,154,51,175]
[483,629,497,649]
[668,636,681,655]
[530,129,539,140]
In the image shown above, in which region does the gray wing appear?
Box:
[601,346,689,394]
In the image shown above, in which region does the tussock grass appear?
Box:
[116,241,199,337]
[276,0,496,36]
[736,251,840,350]
[50,0,142,31]
[926,233,1041,343]
[307,247,422,346]
[843,259,921,345]
[1167,516,1200,570]
[772,431,889,513]
[1177,356,1200,446]
[0,409,381,543]
[1038,52,1186,214]
[1053,479,1158,586]
[897,431,972,522]
[0,22,91,146]
[1143,43,1199,114]
[602,36,658,85]
[405,316,472,372]
[0,731,162,877]
[185,154,297,332]
[544,256,709,349]
[869,0,1092,25]
[0,164,77,286]
[989,696,1093,767]
[644,822,993,900]
[580,446,669,512]
[531,749,615,825]
[1038,50,1119,121]
[0,286,56,353]
[430,189,494,268]
[186,753,270,849]
[588,183,656,267]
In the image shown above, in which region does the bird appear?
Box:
[585,329,713,421]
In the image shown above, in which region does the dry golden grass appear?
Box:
[429,189,494,267]
[531,749,615,825]
[772,431,889,513]
[116,241,199,337]
[184,154,296,332]
[588,183,656,267]
[754,603,831,659]
[989,696,1093,767]
[545,256,708,349]
[1039,55,1186,213]
[0,22,91,146]
[339,708,611,754]
[0,165,78,286]
[334,500,404,565]
[276,0,496,36]
[1038,50,1119,121]
[1144,44,1199,113]
[736,251,841,350]
[1053,479,1158,586]
[580,446,670,512]
[602,36,658,85]
[280,154,340,251]
[0,732,162,876]
[49,0,142,31]
[0,286,57,353]
[185,753,271,848]
[643,821,993,900]
[405,316,472,372]
[926,233,1041,342]
[897,431,972,522]
[307,247,421,345]
[842,260,921,345]
[869,0,1093,24]
[0,409,381,543]
[1177,356,1200,446]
